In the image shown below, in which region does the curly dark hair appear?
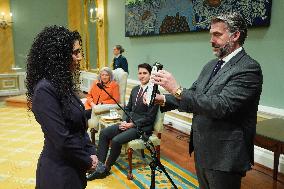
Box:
[26,25,82,117]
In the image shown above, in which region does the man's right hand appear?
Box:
[142,93,148,105]
[143,91,166,106]
[154,94,166,106]
[90,155,98,169]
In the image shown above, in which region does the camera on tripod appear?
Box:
[146,62,163,106]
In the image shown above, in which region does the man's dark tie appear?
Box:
[210,60,225,79]
[135,87,143,105]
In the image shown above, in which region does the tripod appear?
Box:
[138,130,178,189]
[97,83,177,189]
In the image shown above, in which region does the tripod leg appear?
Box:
[157,160,178,189]
[150,162,156,189]
[145,142,177,189]
[127,148,134,180]
[141,149,145,158]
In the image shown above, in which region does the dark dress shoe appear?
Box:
[86,161,110,181]
[86,170,110,180]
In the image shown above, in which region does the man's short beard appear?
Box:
[213,41,232,58]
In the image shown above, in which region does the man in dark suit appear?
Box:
[89,63,159,179]
[152,13,263,189]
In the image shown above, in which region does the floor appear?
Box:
[1,96,283,189]
[160,126,284,189]
[0,107,197,189]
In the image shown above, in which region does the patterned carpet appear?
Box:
[0,105,199,189]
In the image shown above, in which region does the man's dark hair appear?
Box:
[211,12,248,46]
[138,63,152,74]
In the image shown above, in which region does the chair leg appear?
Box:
[156,145,160,160]
[273,152,280,180]
[90,128,97,145]
[157,133,162,160]
[127,148,134,180]
[140,149,145,158]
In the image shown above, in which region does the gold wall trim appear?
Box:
[96,0,108,69]
[68,0,107,72]
[67,0,82,33]
[83,0,90,71]
[0,0,15,73]
[68,0,88,70]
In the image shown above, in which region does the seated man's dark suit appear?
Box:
[161,49,263,189]
[97,85,159,167]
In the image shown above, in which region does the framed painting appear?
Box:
[125,0,272,37]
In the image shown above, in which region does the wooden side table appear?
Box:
[254,118,284,180]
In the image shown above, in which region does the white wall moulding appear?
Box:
[80,71,98,92]
[258,105,284,119]
[0,72,25,96]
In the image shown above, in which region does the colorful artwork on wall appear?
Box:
[125,0,272,37]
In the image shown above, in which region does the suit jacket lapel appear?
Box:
[130,87,139,112]
[71,92,85,113]
[204,49,246,92]
[203,60,218,88]
[132,86,147,112]
[71,92,87,128]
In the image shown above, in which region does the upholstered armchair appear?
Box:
[87,68,128,139]
[125,107,165,180]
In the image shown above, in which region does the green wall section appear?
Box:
[107,0,284,109]
[88,21,98,69]
[10,0,68,70]
[8,0,284,109]
[10,0,98,73]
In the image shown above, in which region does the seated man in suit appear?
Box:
[87,63,159,180]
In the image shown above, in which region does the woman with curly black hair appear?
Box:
[26,25,98,189]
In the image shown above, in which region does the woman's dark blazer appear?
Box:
[32,79,96,189]
[113,54,128,73]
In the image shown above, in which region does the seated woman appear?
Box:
[85,67,120,119]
